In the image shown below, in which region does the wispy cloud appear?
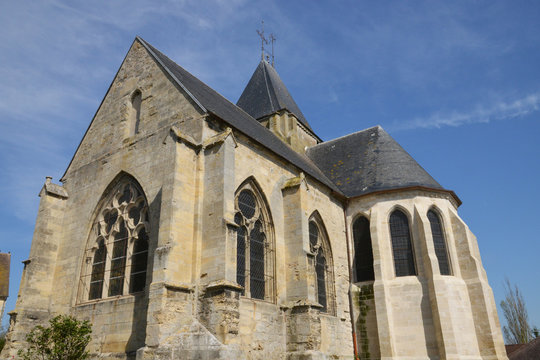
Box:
[393,93,540,130]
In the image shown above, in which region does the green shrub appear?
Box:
[18,314,92,360]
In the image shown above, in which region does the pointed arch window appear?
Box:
[353,216,375,282]
[427,209,451,275]
[81,178,150,301]
[309,214,336,315]
[389,210,416,277]
[130,90,142,135]
[234,182,274,301]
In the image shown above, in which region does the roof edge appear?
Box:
[348,185,462,208]
[61,37,141,182]
[307,125,382,151]
[136,36,207,113]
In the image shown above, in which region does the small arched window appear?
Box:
[130,90,142,135]
[309,214,336,315]
[234,181,274,301]
[353,216,374,282]
[389,209,416,277]
[427,210,451,275]
[82,177,150,301]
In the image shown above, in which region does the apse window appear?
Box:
[427,209,451,276]
[389,209,417,277]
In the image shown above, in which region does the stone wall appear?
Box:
[347,191,507,359]
[1,36,507,360]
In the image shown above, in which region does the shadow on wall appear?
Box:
[125,188,161,359]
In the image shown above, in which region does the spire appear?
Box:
[237,60,313,132]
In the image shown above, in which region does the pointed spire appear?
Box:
[237,60,313,132]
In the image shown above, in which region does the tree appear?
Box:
[18,314,92,360]
[500,279,533,344]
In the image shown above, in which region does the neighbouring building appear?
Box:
[1,37,508,359]
[0,252,9,321]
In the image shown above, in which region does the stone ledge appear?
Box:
[205,280,243,293]
[281,299,323,312]
[164,281,194,293]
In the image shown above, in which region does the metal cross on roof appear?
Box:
[256,20,276,67]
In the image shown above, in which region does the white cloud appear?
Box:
[394,93,540,130]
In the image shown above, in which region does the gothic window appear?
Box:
[309,214,336,315]
[353,216,375,282]
[234,182,274,301]
[82,177,150,301]
[427,209,451,275]
[130,90,142,135]
[389,209,416,277]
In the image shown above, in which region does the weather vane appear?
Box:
[256,20,276,67]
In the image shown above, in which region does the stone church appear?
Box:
[1,37,508,359]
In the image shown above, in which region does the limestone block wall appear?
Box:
[2,39,206,359]
[261,111,319,153]
[229,132,353,359]
[347,190,507,360]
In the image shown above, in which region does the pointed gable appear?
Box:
[236,61,313,132]
[306,126,459,203]
[136,38,340,194]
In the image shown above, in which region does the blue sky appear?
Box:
[1,0,539,335]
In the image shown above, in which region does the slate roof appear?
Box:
[137,37,457,203]
[137,37,341,194]
[306,126,445,198]
[236,60,313,132]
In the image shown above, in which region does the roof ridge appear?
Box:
[307,125,382,150]
[136,37,342,195]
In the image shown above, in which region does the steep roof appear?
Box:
[136,37,341,194]
[306,125,451,199]
[236,60,313,132]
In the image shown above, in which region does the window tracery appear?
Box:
[308,215,336,315]
[234,182,274,302]
[82,178,150,301]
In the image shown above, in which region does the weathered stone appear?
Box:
[1,37,507,360]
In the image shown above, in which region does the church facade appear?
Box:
[1,37,508,359]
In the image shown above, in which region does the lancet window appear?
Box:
[352,216,375,282]
[130,90,142,135]
[234,181,274,302]
[427,209,451,275]
[82,178,150,301]
[389,209,416,277]
[309,214,336,315]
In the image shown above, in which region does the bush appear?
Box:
[18,314,92,360]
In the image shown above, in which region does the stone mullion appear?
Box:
[244,221,251,297]
[102,233,112,299]
[123,226,134,295]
